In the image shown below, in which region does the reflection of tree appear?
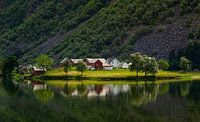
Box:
[63,83,75,95]
[159,83,169,95]
[0,78,7,97]
[130,83,159,106]
[1,56,19,96]
[180,83,190,97]
[77,83,86,96]
[34,90,54,104]
[2,76,19,96]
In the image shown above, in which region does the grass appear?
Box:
[43,68,200,78]
[29,68,200,87]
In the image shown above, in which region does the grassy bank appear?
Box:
[33,68,200,81]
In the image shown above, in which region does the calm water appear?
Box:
[0,78,200,122]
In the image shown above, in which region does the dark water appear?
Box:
[0,79,200,122]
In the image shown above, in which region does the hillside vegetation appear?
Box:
[0,0,200,63]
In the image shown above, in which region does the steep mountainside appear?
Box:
[0,0,199,63]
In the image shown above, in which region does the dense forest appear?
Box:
[0,0,199,64]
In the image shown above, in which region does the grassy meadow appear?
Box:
[35,68,200,84]
[44,68,200,78]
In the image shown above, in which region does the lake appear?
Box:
[0,78,200,122]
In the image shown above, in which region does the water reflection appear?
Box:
[22,80,200,105]
[1,78,200,122]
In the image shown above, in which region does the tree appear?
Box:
[36,54,54,70]
[180,57,190,72]
[2,56,18,75]
[158,59,169,70]
[76,61,86,76]
[63,61,70,74]
[0,57,5,73]
[130,52,145,77]
[143,56,159,77]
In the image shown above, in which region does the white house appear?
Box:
[107,58,121,68]
[121,62,129,69]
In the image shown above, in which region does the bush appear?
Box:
[158,59,169,70]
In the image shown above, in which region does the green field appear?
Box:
[39,68,200,81]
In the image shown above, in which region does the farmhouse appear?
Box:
[31,67,46,76]
[107,58,121,68]
[120,62,129,69]
[68,59,83,65]
[60,57,68,66]
[84,58,113,70]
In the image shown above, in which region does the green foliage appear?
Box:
[0,0,179,62]
[130,52,145,76]
[63,62,70,74]
[130,52,158,77]
[171,40,200,70]
[158,59,169,70]
[36,54,54,70]
[76,61,86,76]
[0,57,5,73]
[143,55,159,76]
[2,56,18,75]
[168,50,180,70]
[180,0,200,14]
[180,56,190,72]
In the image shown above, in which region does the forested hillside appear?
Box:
[0,0,200,63]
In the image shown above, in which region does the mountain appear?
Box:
[0,0,200,63]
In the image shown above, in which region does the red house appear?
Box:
[84,58,104,70]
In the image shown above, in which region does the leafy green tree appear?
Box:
[63,61,70,74]
[180,57,190,72]
[0,57,5,74]
[36,54,54,70]
[143,55,159,77]
[130,52,145,77]
[2,56,18,75]
[1,56,19,96]
[76,61,86,76]
[158,59,169,70]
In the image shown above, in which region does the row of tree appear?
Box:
[130,52,158,77]
[130,52,191,77]
[63,61,86,76]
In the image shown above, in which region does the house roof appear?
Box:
[86,58,112,67]
[32,67,45,71]
[60,58,68,64]
[70,59,83,64]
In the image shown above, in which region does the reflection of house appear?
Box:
[71,89,78,96]
[32,81,46,91]
[31,67,46,76]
